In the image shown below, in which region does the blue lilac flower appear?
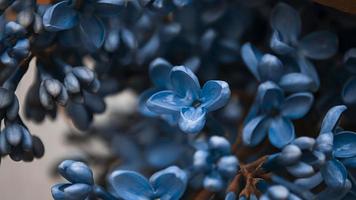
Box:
[192,135,239,191]
[109,165,187,200]
[146,65,231,134]
[269,2,338,90]
[243,81,313,148]
[241,42,314,93]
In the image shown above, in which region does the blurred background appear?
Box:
[0,60,137,199]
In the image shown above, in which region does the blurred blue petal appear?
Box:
[270,3,300,45]
[149,58,173,88]
[217,155,239,177]
[208,136,231,154]
[63,184,92,200]
[257,54,284,82]
[147,90,189,114]
[138,88,159,117]
[201,80,230,112]
[270,31,295,55]
[145,141,183,168]
[58,160,93,185]
[341,157,356,168]
[170,66,200,99]
[321,159,347,189]
[299,31,338,60]
[320,105,347,134]
[78,15,105,51]
[95,0,125,16]
[342,77,356,104]
[294,172,322,190]
[279,73,314,93]
[43,1,78,31]
[225,192,236,200]
[281,92,313,120]
[178,107,206,134]
[315,132,333,154]
[109,170,154,200]
[333,131,356,158]
[286,162,314,178]
[257,81,284,112]
[242,115,268,147]
[269,117,295,148]
[150,166,187,200]
[203,172,224,192]
[297,56,320,91]
[241,42,263,80]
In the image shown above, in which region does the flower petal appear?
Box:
[296,56,320,91]
[270,3,301,44]
[341,157,356,168]
[321,159,347,189]
[257,81,284,112]
[77,16,105,51]
[43,1,78,31]
[320,105,347,134]
[109,170,154,200]
[63,183,92,200]
[242,116,268,147]
[257,54,284,82]
[286,162,314,178]
[299,31,338,60]
[279,73,314,93]
[241,42,263,80]
[147,90,190,114]
[333,131,356,158]
[268,117,295,148]
[95,0,125,16]
[138,88,159,117]
[149,58,173,88]
[150,166,187,200]
[200,80,230,112]
[270,31,295,55]
[170,66,201,99]
[281,92,313,119]
[178,107,206,134]
[294,172,323,190]
[342,77,356,104]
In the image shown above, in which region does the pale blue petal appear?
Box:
[320,105,347,134]
[257,81,284,112]
[170,66,201,99]
[146,90,190,114]
[150,166,187,200]
[109,170,154,200]
[200,80,230,112]
[178,107,206,134]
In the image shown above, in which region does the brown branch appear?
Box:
[314,0,356,14]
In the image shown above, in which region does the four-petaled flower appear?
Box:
[146,65,230,134]
[243,81,313,148]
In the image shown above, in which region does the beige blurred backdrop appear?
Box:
[0,60,137,199]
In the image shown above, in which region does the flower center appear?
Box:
[192,100,202,108]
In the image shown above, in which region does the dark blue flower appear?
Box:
[146,65,230,134]
[241,43,314,93]
[109,165,187,200]
[243,81,313,148]
[269,3,338,90]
